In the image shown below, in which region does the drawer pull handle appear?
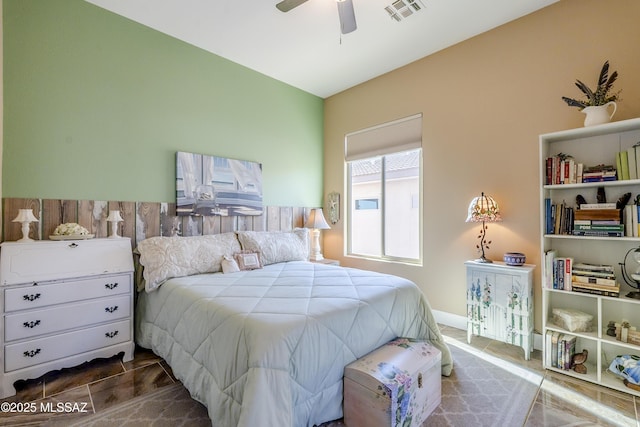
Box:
[23,320,41,328]
[105,330,119,339]
[23,349,41,358]
[105,306,118,313]
[23,293,41,302]
[68,243,78,248]
[418,372,423,388]
[105,283,118,290]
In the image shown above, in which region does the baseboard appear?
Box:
[433,309,542,351]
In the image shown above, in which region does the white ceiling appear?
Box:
[85,0,558,98]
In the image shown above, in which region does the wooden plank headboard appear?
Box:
[2,198,311,249]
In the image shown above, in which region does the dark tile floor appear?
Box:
[1,326,639,426]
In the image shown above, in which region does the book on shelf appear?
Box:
[578,203,617,210]
[635,142,640,179]
[572,230,624,237]
[619,150,631,181]
[572,262,615,272]
[544,250,557,289]
[572,270,616,280]
[616,149,640,181]
[629,146,638,180]
[624,204,634,237]
[571,283,620,297]
[574,208,621,221]
[549,256,573,290]
[573,224,624,231]
[572,274,616,286]
[545,331,577,370]
[571,279,618,290]
[547,201,574,235]
[581,164,617,183]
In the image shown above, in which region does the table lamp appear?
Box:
[12,209,39,242]
[305,208,331,261]
[466,192,502,263]
[106,210,124,238]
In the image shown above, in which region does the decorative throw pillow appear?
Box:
[236,229,309,266]
[221,255,240,273]
[136,233,242,292]
[234,251,263,270]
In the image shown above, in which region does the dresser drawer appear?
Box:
[5,319,130,372]
[0,239,133,286]
[5,294,130,342]
[4,273,131,312]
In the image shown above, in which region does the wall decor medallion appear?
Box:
[326,192,340,224]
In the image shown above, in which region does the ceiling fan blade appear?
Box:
[276,0,309,12]
[336,0,357,34]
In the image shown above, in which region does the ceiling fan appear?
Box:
[276,0,357,34]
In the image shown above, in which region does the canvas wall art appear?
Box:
[176,151,263,216]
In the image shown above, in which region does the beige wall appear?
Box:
[323,0,640,332]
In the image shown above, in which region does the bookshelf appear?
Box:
[540,118,640,396]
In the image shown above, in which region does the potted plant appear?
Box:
[562,60,621,126]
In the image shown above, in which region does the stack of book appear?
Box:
[545,155,583,185]
[544,200,574,235]
[544,330,577,370]
[616,145,640,181]
[543,251,572,290]
[581,164,618,182]
[571,262,620,297]
[573,203,623,237]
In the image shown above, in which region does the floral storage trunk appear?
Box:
[343,338,441,427]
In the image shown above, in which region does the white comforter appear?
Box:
[135,261,452,427]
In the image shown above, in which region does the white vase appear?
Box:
[581,101,617,127]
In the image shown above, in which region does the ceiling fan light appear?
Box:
[336,0,357,34]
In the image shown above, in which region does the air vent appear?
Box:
[384,0,425,22]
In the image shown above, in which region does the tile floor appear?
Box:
[0,325,638,426]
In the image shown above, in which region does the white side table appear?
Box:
[465,260,535,360]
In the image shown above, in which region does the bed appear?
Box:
[134,230,452,427]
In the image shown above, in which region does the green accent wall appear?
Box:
[3,0,324,206]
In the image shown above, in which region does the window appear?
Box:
[355,199,379,210]
[345,114,422,263]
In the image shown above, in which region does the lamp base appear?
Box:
[309,253,325,261]
[474,256,493,263]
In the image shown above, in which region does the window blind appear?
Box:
[344,113,422,162]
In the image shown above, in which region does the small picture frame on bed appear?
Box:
[235,251,262,270]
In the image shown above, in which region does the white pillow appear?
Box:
[237,229,309,266]
[136,233,241,292]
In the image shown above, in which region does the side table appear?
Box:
[465,260,535,360]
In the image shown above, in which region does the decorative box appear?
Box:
[343,338,441,427]
[552,308,593,332]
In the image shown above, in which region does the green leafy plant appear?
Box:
[562,61,621,108]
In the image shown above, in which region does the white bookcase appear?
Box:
[540,118,640,396]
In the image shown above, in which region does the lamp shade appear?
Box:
[305,208,330,230]
[106,210,124,222]
[466,192,502,223]
[12,209,39,223]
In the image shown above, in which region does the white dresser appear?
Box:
[0,238,135,398]
[465,260,535,360]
